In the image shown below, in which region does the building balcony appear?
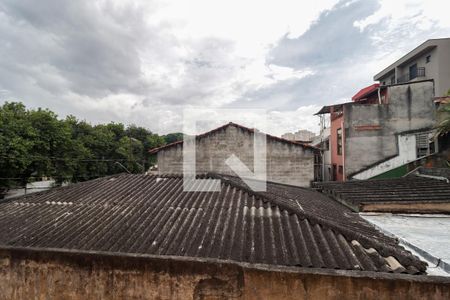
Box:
[396,67,425,84]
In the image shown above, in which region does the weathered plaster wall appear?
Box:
[353,133,417,180]
[345,81,436,178]
[157,125,315,187]
[435,39,450,97]
[0,248,449,300]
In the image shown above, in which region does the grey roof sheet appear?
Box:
[313,177,450,211]
[0,173,426,274]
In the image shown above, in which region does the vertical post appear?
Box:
[341,118,346,182]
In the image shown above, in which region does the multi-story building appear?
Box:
[316,80,438,181]
[315,38,450,182]
[374,38,450,97]
[311,126,332,181]
[281,129,316,142]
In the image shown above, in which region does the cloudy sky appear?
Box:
[1,0,449,135]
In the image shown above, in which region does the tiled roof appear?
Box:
[352,83,380,101]
[313,176,450,213]
[0,173,426,274]
[434,96,450,104]
[148,122,317,154]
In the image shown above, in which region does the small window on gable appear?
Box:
[426,55,431,63]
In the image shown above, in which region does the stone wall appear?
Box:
[157,125,316,187]
[344,81,436,178]
[0,247,449,300]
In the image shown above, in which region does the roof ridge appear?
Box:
[148,122,317,154]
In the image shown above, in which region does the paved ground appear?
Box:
[361,213,450,276]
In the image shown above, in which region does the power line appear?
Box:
[0,154,149,162]
[0,175,108,180]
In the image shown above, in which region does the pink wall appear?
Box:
[330,110,344,181]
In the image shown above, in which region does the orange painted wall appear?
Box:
[330,111,344,181]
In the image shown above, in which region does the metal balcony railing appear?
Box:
[396,67,425,84]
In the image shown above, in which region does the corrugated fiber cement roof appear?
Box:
[0,173,427,275]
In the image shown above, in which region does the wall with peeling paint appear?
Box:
[0,248,449,300]
[344,81,436,178]
[352,133,417,180]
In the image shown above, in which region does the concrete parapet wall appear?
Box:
[0,247,449,300]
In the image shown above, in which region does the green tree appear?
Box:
[0,103,82,189]
[26,108,79,184]
[0,101,184,195]
[64,116,95,181]
[436,105,450,137]
[0,102,34,188]
[163,132,183,144]
[116,136,144,173]
[126,125,150,144]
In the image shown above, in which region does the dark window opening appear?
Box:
[409,63,418,80]
[324,139,330,151]
[338,165,343,174]
[426,55,431,63]
[337,128,342,155]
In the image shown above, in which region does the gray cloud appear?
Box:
[224,0,383,111]
[0,0,155,98]
[0,0,449,135]
[268,0,380,69]
[0,1,238,101]
[233,0,449,111]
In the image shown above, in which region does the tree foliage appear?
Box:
[436,102,450,137]
[0,102,183,191]
[163,132,183,144]
[435,89,450,137]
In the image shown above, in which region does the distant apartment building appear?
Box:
[281,129,316,142]
[316,80,438,181]
[374,38,450,97]
[311,121,332,181]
